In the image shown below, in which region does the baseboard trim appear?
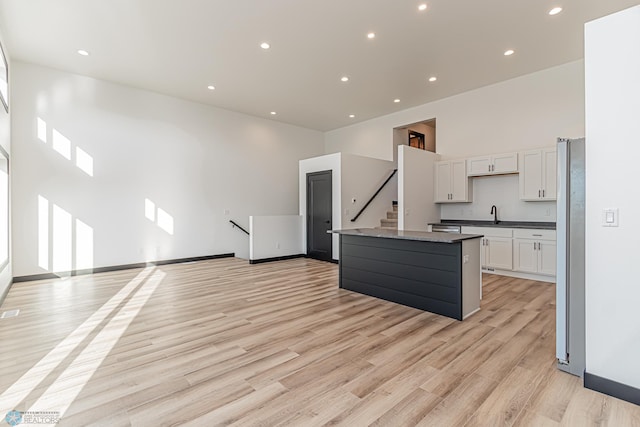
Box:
[249,254,305,264]
[482,268,555,283]
[12,253,235,283]
[0,278,12,307]
[584,372,640,406]
[303,255,339,265]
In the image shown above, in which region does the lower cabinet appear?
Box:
[461,227,513,270]
[484,237,513,270]
[461,226,556,278]
[513,229,557,276]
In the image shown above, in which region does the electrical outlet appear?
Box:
[276,242,280,249]
[545,208,550,216]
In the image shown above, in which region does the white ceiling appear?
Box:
[0,0,638,131]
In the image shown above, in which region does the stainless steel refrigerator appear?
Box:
[556,137,585,377]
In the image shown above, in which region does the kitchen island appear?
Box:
[331,228,483,321]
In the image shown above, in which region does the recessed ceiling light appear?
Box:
[341,76,349,82]
[260,42,270,49]
[418,4,427,11]
[428,76,437,82]
[394,99,400,103]
[77,49,89,56]
[207,85,215,90]
[349,114,355,118]
[270,111,277,115]
[549,7,563,15]
[367,32,376,39]
[504,49,515,56]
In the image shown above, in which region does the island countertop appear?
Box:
[330,228,483,243]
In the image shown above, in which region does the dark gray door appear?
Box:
[307,170,332,261]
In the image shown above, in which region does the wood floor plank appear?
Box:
[0,258,638,426]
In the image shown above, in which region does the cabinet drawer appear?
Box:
[513,229,556,241]
[462,226,512,238]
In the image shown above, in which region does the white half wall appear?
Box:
[0,28,11,304]
[584,6,640,390]
[441,174,556,222]
[11,62,324,277]
[249,215,303,261]
[299,153,341,259]
[398,146,439,231]
[325,60,585,161]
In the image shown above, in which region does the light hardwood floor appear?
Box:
[0,258,639,426]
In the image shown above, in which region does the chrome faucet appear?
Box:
[490,205,498,224]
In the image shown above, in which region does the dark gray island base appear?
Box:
[332,229,483,321]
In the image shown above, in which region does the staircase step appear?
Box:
[387,211,398,219]
[392,205,398,212]
[380,218,398,227]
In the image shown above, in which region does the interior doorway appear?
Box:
[392,118,436,163]
[306,170,333,262]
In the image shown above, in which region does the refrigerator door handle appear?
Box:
[556,138,569,363]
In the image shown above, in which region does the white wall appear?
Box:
[249,215,303,261]
[585,6,640,390]
[299,153,341,259]
[341,153,396,231]
[0,29,10,302]
[11,61,324,277]
[441,174,556,222]
[398,146,439,231]
[325,60,585,161]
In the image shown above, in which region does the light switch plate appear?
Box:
[602,208,619,227]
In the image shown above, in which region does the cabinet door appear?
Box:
[434,162,452,202]
[538,240,557,275]
[513,239,538,273]
[485,237,513,270]
[450,160,468,202]
[542,148,557,200]
[467,156,491,176]
[492,152,518,174]
[519,150,543,200]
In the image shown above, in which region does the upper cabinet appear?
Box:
[435,160,471,203]
[467,152,518,176]
[519,148,557,201]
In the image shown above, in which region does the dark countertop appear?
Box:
[430,220,556,230]
[330,228,483,243]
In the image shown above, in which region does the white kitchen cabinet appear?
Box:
[467,152,518,176]
[484,237,513,270]
[513,229,556,276]
[461,227,512,270]
[519,148,556,201]
[434,160,470,203]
